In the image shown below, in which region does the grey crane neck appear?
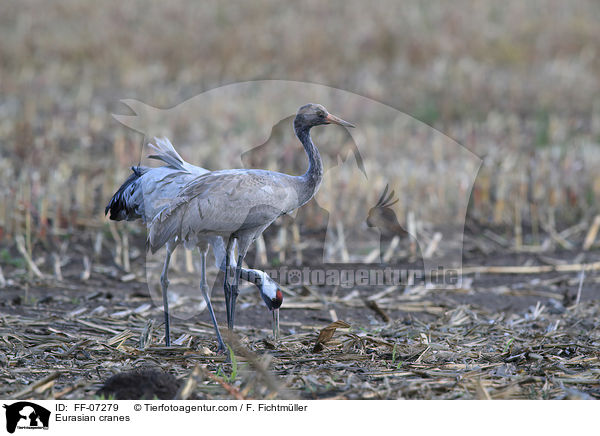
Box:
[240,268,262,286]
[294,123,324,207]
[218,259,262,286]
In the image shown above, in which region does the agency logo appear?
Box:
[3,402,50,434]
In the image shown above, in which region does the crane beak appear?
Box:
[272,308,280,342]
[326,113,355,128]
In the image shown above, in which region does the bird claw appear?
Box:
[216,341,231,361]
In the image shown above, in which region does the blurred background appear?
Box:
[1,0,600,267]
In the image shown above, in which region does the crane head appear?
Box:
[258,272,283,341]
[259,273,283,310]
[295,103,355,129]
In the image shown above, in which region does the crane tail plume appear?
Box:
[105,166,149,221]
[147,137,187,171]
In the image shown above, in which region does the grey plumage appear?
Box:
[148,169,301,252]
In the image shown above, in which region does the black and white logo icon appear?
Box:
[3,402,50,434]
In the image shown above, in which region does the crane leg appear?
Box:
[223,237,235,328]
[199,249,226,353]
[228,254,243,330]
[160,243,174,347]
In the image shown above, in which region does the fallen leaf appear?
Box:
[313,320,350,352]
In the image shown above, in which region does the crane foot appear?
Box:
[216,341,227,355]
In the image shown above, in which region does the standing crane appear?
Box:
[148,104,355,336]
[106,138,283,351]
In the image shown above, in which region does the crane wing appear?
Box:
[147,169,299,252]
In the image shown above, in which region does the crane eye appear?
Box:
[317,111,325,118]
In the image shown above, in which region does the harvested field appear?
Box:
[1,229,600,400]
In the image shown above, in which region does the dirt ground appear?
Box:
[1,227,599,400]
